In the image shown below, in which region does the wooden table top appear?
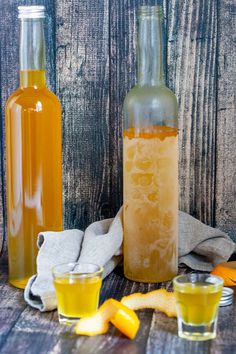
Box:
[0,255,235,354]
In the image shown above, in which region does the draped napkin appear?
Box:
[24,208,235,311]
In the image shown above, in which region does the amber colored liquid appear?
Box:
[174,282,222,325]
[6,70,63,289]
[123,125,178,282]
[54,277,102,319]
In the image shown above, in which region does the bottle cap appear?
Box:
[18,6,45,19]
[219,287,234,307]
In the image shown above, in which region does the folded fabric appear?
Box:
[178,211,235,270]
[24,208,123,311]
[24,208,235,312]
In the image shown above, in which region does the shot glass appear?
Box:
[173,273,223,341]
[52,262,103,325]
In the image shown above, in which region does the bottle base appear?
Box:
[9,277,29,289]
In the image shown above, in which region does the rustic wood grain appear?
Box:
[0,0,235,249]
[0,171,5,256]
[0,254,236,354]
[215,0,236,241]
[0,0,57,254]
[166,0,218,227]
[0,1,235,352]
[56,0,112,230]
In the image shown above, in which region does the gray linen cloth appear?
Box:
[24,208,235,312]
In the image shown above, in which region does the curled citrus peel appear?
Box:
[211,261,236,286]
[75,298,140,339]
[121,288,177,318]
[75,289,176,339]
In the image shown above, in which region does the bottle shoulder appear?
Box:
[124,84,177,106]
[123,84,178,128]
[6,88,24,107]
[6,86,61,111]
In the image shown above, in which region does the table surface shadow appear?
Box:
[0,255,236,354]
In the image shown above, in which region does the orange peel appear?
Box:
[121,288,177,318]
[211,261,236,286]
[75,298,140,339]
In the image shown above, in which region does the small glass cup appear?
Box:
[173,273,223,341]
[52,262,103,325]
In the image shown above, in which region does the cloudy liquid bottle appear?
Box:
[5,6,63,288]
[123,6,178,282]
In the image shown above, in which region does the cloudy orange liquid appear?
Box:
[6,70,63,288]
[123,126,178,282]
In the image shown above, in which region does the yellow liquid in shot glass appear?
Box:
[54,276,102,319]
[175,282,222,325]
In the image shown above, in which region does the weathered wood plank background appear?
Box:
[0,0,235,258]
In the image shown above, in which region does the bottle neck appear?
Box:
[20,18,46,88]
[137,13,164,86]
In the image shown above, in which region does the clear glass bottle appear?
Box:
[5,6,63,289]
[123,6,178,282]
